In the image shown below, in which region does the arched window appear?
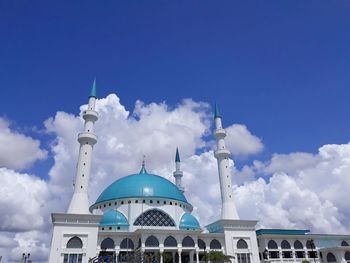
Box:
[294,240,303,249]
[182,236,195,247]
[133,209,175,226]
[210,239,221,249]
[342,241,349,246]
[345,251,350,260]
[198,239,206,249]
[268,240,278,249]
[237,239,248,249]
[101,238,114,249]
[145,235,159,247]
[281,240,291,249]
[67,236,83,249]
[164,236,177,247]
[326,252,336,262]
[120,238,134,249]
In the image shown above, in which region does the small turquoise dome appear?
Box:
[93,169,189,206]
[179,213,200,230]
[100,210,129,226]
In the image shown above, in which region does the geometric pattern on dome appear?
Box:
[134,209,175,227]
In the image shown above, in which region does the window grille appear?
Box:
[237,253,251,263]
[134,209,175,226]
[63,254,82,263]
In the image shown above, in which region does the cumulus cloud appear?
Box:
[235,143,350,234]
[0,118,47,170]
[0,168,50,262]
[44,94,212,206]
[0,168,49,232]
[225,124,263,157]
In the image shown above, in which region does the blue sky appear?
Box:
[1,0,350,175]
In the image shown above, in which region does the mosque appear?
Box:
[49,82,350,263]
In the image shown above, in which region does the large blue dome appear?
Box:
[93,167,189,205]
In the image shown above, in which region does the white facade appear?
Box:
[257,230,350,263]
[49,88,350,263]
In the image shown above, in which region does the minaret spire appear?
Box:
[173,147,184,193]
[213,103,239,220]
[67,79,99,214]
[139,155,147,174]
[90,77,97,98]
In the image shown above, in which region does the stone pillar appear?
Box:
[178,249,182,263]
[189,251,194,263]
[160,249,164,263]
[115,251,119,263]
[196,251,199,263]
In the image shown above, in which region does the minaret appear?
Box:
[173,148,184,193]
[67,79,98,214]
[213,103,239,220]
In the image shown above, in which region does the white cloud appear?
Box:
[0,168,49,232]
[234,143,350,234]
[9,231,50,262]
[225,124,263,157]
[0,118,47,170]
[44,94,212,207]
[0,168,50,262]
[235,174,346,234]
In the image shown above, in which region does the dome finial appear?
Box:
[139,155,147,174]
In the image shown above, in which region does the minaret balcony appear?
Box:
[173,171,183,177]
[214,149,230,158]
[78,132,97,145]
[214,128,226,138]
[82,110,98,122]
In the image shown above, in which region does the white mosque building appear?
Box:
[49,82,350,263]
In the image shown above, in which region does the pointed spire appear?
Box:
[139,155,147,174]
[89,78,97,98]
[175,147,181,163]
[214,102,221,119]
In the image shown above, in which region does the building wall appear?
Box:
[49,224,99,262]
[257,234,350,263]
[223,229,259,263]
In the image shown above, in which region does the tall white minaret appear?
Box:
[214,103,239,220]
[67,79,98,214]
[173,148,184,193]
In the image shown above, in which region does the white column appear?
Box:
[196,251,199,263]
[178,249,182,263]
[213,106,239,220]
[68,87,98,214]
[115,251,119,263]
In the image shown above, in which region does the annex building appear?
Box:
[48,82,350,263]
